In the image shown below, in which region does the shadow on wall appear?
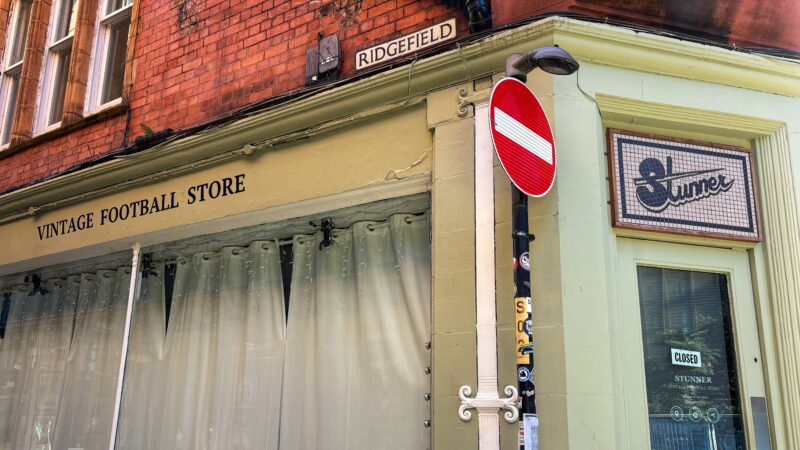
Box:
[492,0,799,51]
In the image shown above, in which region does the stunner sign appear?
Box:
[608,130,761,241]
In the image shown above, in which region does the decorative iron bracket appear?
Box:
[458,385,519,423]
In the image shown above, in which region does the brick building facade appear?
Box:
[0,1,798,450]
[0,0,474,191]
[1,0,796,193]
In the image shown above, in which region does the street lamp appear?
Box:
[505,45,578,450]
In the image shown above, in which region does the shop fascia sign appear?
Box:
[35,174,246,241]
[608,129,761,241]
[355,18,457,70]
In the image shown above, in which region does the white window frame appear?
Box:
[0,0,32,148]
[34,0,78,134]
[85,0,132,114]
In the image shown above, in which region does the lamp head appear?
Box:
[532,46,580,75]
[506,46,580,82]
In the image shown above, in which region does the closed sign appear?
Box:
[671,348,702,368]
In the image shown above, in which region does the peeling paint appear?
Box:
[384,148,432,181]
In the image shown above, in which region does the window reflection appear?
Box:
[637,266,745,450]
[0,255,131,450]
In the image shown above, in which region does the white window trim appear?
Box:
[33,0,76,134]
[0,0,30,149]
[35,51,63,134]
[85,0,132,115]
[0,73,18,150]
[3,60,23,73]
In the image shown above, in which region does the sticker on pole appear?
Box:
[489,77,556,197]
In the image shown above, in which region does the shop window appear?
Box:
[36,0,79,131]
[637,266,745,450]
[0,0,32,146]
[116,203,432,449]
[0,252,132,449]
[86,0,131,111]
[0,197,431,449]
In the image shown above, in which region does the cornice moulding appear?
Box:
[595,94,785,139]
[555,19,800,98]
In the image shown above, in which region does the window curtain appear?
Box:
[117,211,431,450]
[0,266,129,450]
[280,213,431,450]
[117,241,286,450]
[52,267,131,450]
[115,262,166,450]
[0,279,77,450]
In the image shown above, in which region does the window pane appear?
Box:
[8,0,33,65]
[100,21,128,104]
[0,252,132,450]
[48,49,71,125]
[1,73,20,145]
[116,200,432,450]
[105,0,132,16]
[637,266,745,450]
[54,0,79,41]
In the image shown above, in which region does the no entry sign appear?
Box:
[489,77,556,197]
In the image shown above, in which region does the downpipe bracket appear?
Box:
[458,385,520,423]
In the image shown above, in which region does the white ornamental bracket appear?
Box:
[458,385,520,423]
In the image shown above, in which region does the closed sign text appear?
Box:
[671,348,702,368]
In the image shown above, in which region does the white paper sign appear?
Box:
[523,414,539,450]
[671,348,702,368]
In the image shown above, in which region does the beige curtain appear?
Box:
[0,266,129,450]
[280,213,431,450]
[116,241,286,450]
[116,212,431,450]
[53,267,131,450]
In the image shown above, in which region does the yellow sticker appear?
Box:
[515,297,530,364]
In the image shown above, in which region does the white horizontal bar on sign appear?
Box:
[493,107,553,165]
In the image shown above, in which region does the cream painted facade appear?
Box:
[0,17,799,450]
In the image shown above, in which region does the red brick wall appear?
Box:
[494,0,800,51]
[128,0,466,141]
[0,0,12,51]
[0,114,126,190]
[1,0,466,192]
[4,0,798,194]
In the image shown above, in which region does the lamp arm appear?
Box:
[505,52,538,83]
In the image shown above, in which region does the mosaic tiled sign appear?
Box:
[608,130,761,241]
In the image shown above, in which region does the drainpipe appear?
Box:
[108,243,142,450]
[458,46,580,450]
[458,103,519,450]
[464,0,492,32]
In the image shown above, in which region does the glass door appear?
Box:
[616,239,768,450]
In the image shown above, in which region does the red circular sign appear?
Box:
[489,77,556,197]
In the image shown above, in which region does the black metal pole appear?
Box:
[502,44,578,450]
[512,185,535,449]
